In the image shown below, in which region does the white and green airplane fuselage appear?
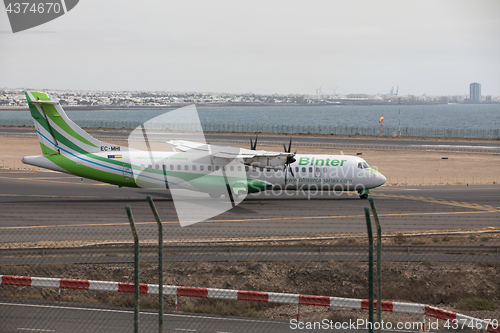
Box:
[21,91,386,199]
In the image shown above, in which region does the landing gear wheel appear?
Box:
[358,188,369,199]
[227,193,239,200]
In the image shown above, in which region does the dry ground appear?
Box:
[0,260,498,323]
[1,134,498,186]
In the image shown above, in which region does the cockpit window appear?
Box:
[358,162,371,169]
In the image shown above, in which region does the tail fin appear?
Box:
[25,91,124,156]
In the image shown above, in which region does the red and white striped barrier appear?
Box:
[1,274,498,333]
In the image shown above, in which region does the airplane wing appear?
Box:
[167,140,293,169]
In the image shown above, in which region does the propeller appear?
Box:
[250,134,258,150]
[283,137,296,183]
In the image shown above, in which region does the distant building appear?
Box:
[470,82,481,103]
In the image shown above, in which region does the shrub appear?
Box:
[456,298,497,311]
[393,234,406,244]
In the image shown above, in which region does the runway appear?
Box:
[2,127,500,152]
[1,169,499,244]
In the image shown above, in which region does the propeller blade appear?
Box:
[250,135,259,150]
[288,137,292,153]
[283,143,287,153]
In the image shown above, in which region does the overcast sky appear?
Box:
[1,0,499,96]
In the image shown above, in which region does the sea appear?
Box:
[0,104,499,131]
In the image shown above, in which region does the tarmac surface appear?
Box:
[1,127,500,151]
[0,169,499,243]
[0,301,301,333]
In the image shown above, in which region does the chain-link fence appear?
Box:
[1,197,499,332]
[2,118,499,139]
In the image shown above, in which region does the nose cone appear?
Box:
[379,173,386,186]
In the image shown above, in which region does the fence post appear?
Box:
[364,206,374,333]
[147,195,164,333]
[369,198,382,332]
[126,205,140,333]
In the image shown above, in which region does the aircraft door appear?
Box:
[314,166,322,178]
[123,163,132,182]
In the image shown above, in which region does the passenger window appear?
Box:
[155,165,159,170]
[309,167,313,173]
[148,165,152,170]
[315,167,320,173]
[170,165,173,170]
[266,168,271,172]
[177,165,181,171]
[301,167,306,173]
[323,168,327,173]
[215,166,220,171]
[238,166,242,171]
[185,165,188,171]
[245,166,249,171]
[208,165,212,171]
[200,165,204,171]
[140,164,145,170]
[192,165,196,171]
[295,167,299,173]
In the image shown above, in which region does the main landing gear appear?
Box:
[358,189,369,199]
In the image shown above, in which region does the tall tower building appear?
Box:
[470,82,481,103]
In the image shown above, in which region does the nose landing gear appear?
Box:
[358,189,369,199]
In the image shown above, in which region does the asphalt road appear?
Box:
[0,300,299,333]
[2,127,500,151]
[0,169,499,244]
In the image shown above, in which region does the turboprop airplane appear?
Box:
[21,91,386,201]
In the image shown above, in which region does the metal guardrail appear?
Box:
[2,274,500,332]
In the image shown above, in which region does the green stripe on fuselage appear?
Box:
[136,167,267,194]
[30,91,51,101]
[40,103,98,148]
[36,118,126,168]
[27,91,98,149]
[26,93,52,155]
[41,144,140,188]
